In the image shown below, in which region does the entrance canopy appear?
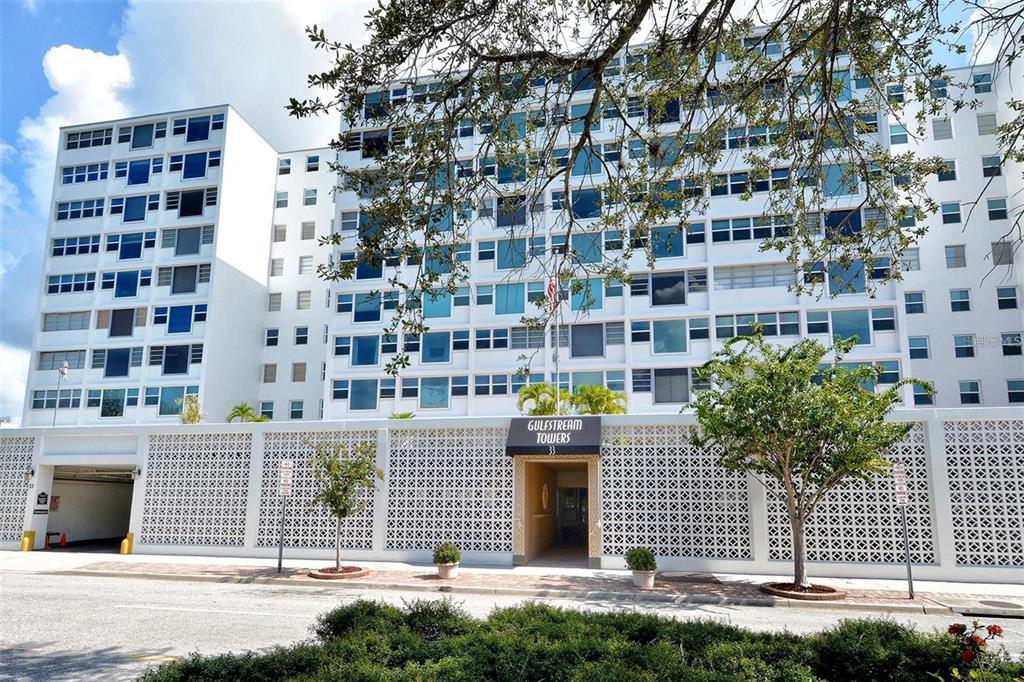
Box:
[505,416,601,456]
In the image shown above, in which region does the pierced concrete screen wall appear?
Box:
[0,437,34,543]
[385,427,513,552]
[600,424,752,559]
[766,423,937,564]
[945,419,1024,567]
[140,433,251,546]
[257,430,377,550]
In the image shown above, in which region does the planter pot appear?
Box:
[632,570,656,589]
[436,562,459,579]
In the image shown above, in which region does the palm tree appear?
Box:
[226,402,268,422]
[571,385,627,415]
[516,382,571,416]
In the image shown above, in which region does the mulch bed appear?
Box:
[308,566,370,580]
[761,582,848,600]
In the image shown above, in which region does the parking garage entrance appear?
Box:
[41,466,135,552]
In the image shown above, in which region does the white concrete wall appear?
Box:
[48,479,132,542]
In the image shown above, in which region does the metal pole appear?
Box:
[277,494,287,574]
[51,371,63,427]
[901,506,915,599]
[553,306,560,414]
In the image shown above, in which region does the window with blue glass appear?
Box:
[183,152,208,179]
[127,159,152,185]
[823,164,857,196]
[825,210,862,239]
[497,238,526,269]
[114,271,140,298]
[495,283,524,314]
[356,259,382,279]
[421,332,451,363]
[166,305,193,332]
[651,272,686,306]
[420,377,450,409]
[571,233,602,263]
[354,293,381,322]
[423,290,451,318]
[156,387,184,415]
[571,189,601,219]
[350,379,378,410]
[828,260,866,294]
[572,145,602,176]
[105,348,131,378]
[351,335,380,366]
[653,320,687,353]
[830,309,871,345]
[572,371,605,390]
[651,225,684,257]
[496,195,526,227]
[571,279,603,311]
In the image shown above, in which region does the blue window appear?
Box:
[105,348,131,377]
[651,272,686,306]
[651,226,684,257]
[497,238,526,269]
[571,233,602,263]
[823,164,857,196]
[571,279,603,311]
[653,320,687,353]
[825,210,862,239]
[158,387,185,416]
[114,271,139,298]
[572,371,604,391]
[127,159,151,185]
[572,146,602,176]
[495,283,524,314]
[356,260,382,279]
[167,305,193,333]
[123,195,147,222]
[350,379,378,410]
[570,103,599,133]
[496,195,526,227]
[831,309,871,345]
[421,332,451,363]
[423,290,451,318]
[117,233,145,259]
[354,293,381,322]
[571,189,601,219]
[420,377,450,409]
[828,261,866,294]
[186,116,210,142]
[351,335,380,366]
[182,152,208,179]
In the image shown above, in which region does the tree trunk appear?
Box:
[790,513,809,588]
[335,518,341,571]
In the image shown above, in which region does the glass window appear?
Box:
[651,225,684,257]
[186,116,211,142]
[100,389,126,417]
[354,293,381,322]
[495,283,524,314]
[423,290,451,318]
[350,379,378,410]
[114,271,139,298]
[420,377,450,409]
[163,345,190,374]
[123,195,147,222]
[909,336,929,359]
[945,245,967,268]
[571,279,603,311]
[421,332,451,363]
[653,319,687,353]
[651,272,686,305]
[105,348,131,377]
[572,371,604,391]
[950,289,971,312]
[131,124,154,149]
[959,381,981,405]
[831,309,871,345]
[496,238,526,269]
[175,227,202,256]
[571,188,602,219]
[570,323,604,358]
[182,152,207,179]
[828,261,866,294]
[954,335,975,358]
[653,368,688,403]
[571,233,603,263]
[913,384,933,406]
[171,266,198,294]
[158,387,185,415]
[167,305,193,333]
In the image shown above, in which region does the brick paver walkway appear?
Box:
[66,561,1024,613]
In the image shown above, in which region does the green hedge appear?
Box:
[140,599,1022,681]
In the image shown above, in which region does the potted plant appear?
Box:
[433,542,461,579]
[626,547,656,588]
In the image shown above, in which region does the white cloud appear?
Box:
[0,344,30,426]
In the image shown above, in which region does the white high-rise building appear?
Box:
[21,54,1023,426]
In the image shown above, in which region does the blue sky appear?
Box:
[0,0,994,423]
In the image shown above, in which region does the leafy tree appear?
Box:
[308,441,384,570]
[177,394,202,424]
[289,1,1023,375]
[691,330,930,587]
[517,382,572,415]
[571,384,627,415]
[226,402,270,423]
[388,411,416,419]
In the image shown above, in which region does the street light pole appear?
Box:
[52,361,69,427]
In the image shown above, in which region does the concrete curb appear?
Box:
[50,568,960,615]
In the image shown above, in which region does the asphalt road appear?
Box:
[2,571,1022,681]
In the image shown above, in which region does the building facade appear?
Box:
[21,54,1023,426]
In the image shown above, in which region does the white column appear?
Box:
[243,429,265,550]
[924,412,957,572]
[371,427,389,554]
[746,473,770,568]
[127,433,149,543]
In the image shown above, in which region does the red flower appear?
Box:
[971,634,987,647]
[986,624,1004,637]
[960,650,977,664]
[948,623,967,635]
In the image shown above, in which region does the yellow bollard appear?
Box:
[20,531,35,551]
[119,532,134,554]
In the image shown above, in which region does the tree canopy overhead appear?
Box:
[288,0,1022,374]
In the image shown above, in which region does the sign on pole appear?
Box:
[277,460,293,573]
[891,461,914,599]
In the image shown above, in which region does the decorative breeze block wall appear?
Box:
[140,432,252,546]
[945,419,1024,567]
[0,437,34,543]
[257,430,377,550]
[385,427,513,552]
[600,425,752,559]
[766,423,937,564]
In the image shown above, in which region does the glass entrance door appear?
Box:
[556,487,587,546]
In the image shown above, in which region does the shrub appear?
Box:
[312,599,404,641]
[625,547,656,571]
[432,542,461,564]
[402,599,476,641]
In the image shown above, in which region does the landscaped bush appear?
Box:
[139,600,1024,681]
[432,542,461,565]
[625,546,657,571]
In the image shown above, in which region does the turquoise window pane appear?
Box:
[354,293,381,322]
[571,278,603,311]
[421,332,451,363]
[572,189,601,219]
[571,233,602,263]
[495,283,524,314]
[828,261,866,294]
[823,164,857,196]
[497,238,526,269]
[833,70,851,102]
[423,290,452,318]
[420,377,450,408]
[831,309,870,344]
[570,103,597,133]
[158,387,185,416]
[572,371,604,390]
[572,146,601,176]
[653,320,687,353]
[651,225,684,257]
[350,379,378,410]
[352,335,380,365]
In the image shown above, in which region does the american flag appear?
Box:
[546,276,559,313]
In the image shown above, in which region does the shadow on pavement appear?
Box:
[0,642,178,682]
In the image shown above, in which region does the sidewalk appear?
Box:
[4,550,1022,617]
